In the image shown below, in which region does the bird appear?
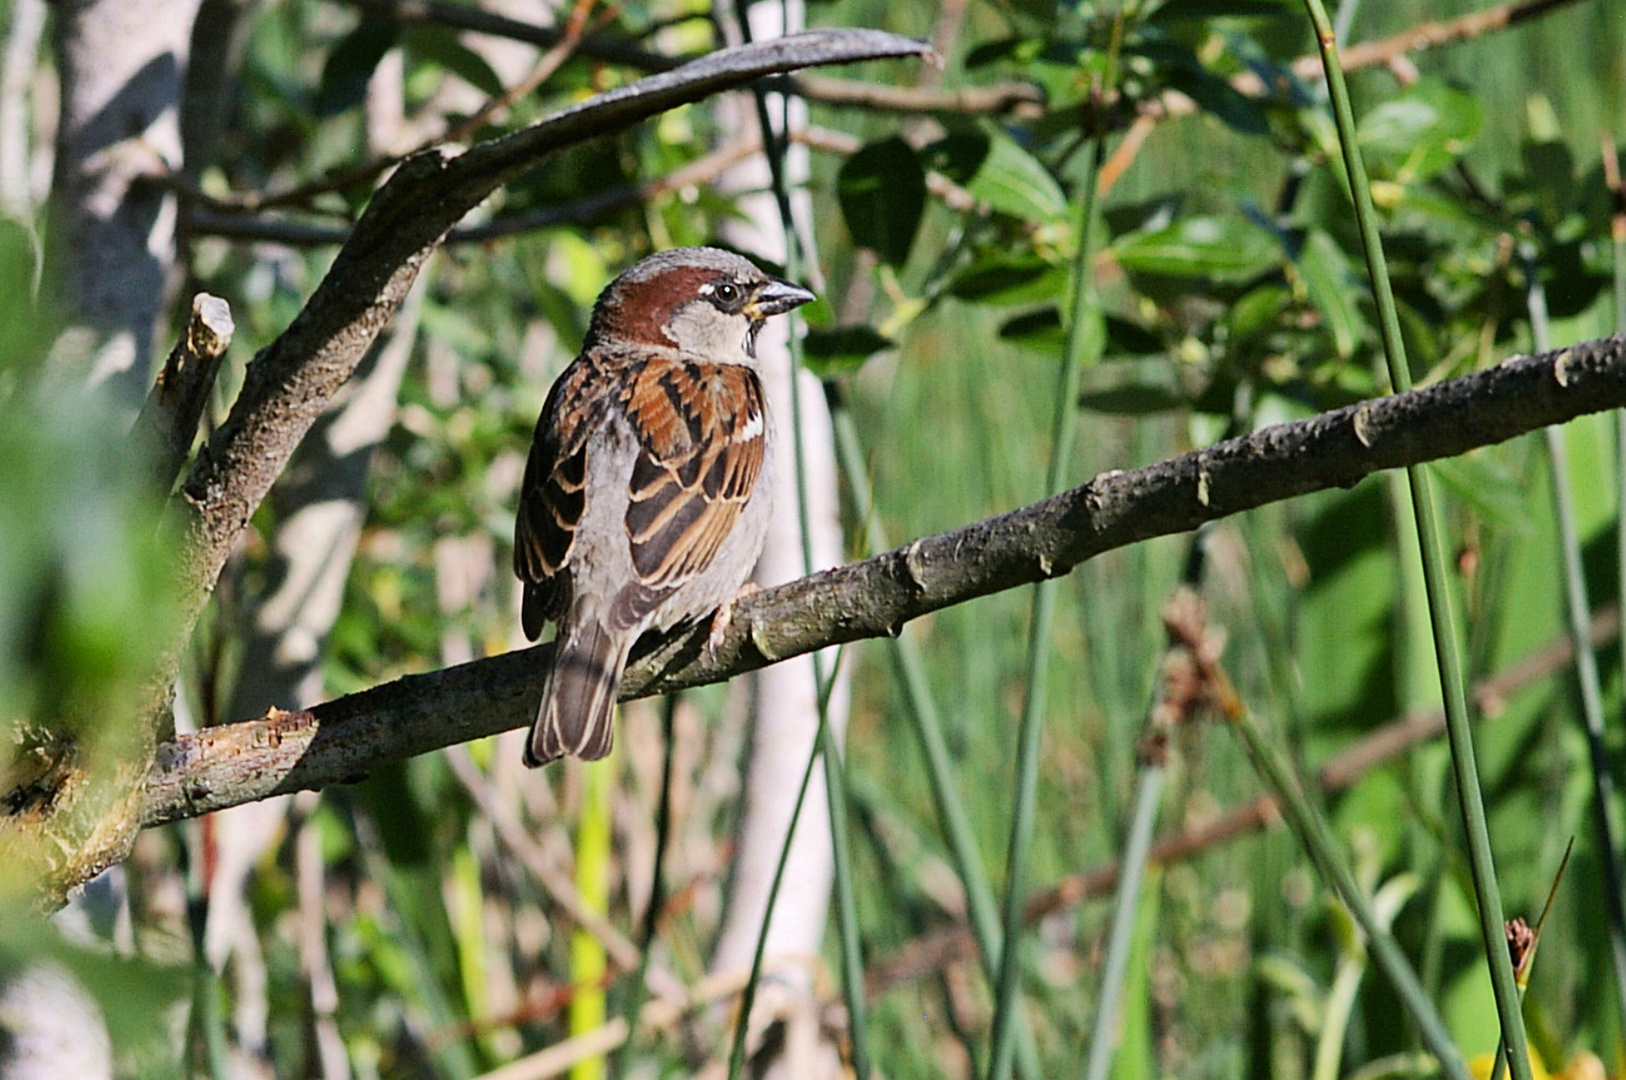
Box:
[513,247,816,767]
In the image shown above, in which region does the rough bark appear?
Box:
[115,332,1626,842]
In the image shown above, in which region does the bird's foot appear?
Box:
[707,582,761,662]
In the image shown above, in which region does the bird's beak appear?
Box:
[746,278,817,319]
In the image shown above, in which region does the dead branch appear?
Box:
[131,292,235,492]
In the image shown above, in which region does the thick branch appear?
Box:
[139,332,1626,828]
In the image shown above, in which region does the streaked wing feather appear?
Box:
[514,358,602,638]
[617,359,764,628]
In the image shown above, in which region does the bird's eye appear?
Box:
[712,281,742,306]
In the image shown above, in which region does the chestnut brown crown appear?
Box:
[585,247,815,363]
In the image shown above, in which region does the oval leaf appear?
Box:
[949,255,1066,305]
[1077,383,1189,415]
[1357,79,1482,182]
[1113,215,1279,282]
[317,14,400,118]
[402,25,505,97]
[838,138,926,266]
[803,325,894,377]
[966,131,1067,223]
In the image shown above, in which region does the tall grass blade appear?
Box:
[1522,250,1626,1033]
[1224,698,1469,1080]
[827,390,1044,1079]
[1297,3,1532,1075]
[986,136,1107,1080]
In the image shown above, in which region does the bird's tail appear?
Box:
[525,615,632,767]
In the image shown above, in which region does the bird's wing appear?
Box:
[514,356,600,640]
[612,357,765,630]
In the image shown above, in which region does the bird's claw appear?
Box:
[707,582,761,662]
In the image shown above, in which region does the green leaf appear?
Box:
[1114,215,1279,282]
[803,325,894,377]
[1295,228,1362,358]
[1148,0,1293,19]
[921,131,991,185]
[964,37,1039,68]
[965,130,1067,223]
[316,13,400,117]
[1506,140,1576,229]
[1077,382,1189,415]
[838,138,926,266]
[948,255,1066,305]
[998,307,1064,351]
[1162,65,1268,135]
[1356,79,1481,183]
[1106,316,1164,356]
[1225,282,1291,342]
[403,25,504,97]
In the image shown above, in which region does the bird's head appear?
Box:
[585,247,815,364]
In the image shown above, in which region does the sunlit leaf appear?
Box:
[1114,215,1279,282]
[965,130,1067,223]
[1357,79,1482,183]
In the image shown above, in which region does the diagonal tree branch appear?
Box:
[138,332,1626,831]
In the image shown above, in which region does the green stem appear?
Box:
[1227,705,1470,1080]
[827,390,1044,1079]
[986,137,1106,1080]
[1523,250,1626,1035]
[1081,757,1164,1080]
[1297,3,1531,1076]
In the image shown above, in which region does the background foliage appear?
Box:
[4,0,1626,1077]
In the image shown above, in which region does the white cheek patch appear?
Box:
[667,302,754,363]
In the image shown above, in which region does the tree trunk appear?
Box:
[48,0,201,406]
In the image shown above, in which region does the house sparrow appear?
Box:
[514,247,815,767]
